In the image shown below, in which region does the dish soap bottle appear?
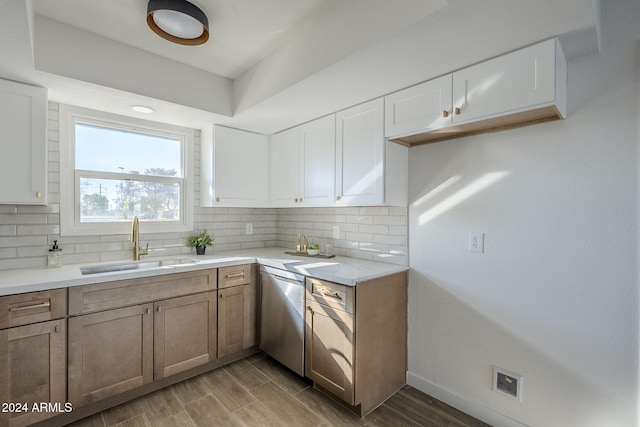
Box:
[48,240,63,268]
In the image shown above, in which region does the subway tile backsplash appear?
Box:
[276,206,407,265]
[0,103,407,271]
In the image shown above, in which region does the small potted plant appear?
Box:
[307,243,320,256]
[186,229,213,255]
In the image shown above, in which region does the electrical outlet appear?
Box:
[245,223,253,235]
[333,225,340,239]
[493,366,523,401]
[469,232,484,253]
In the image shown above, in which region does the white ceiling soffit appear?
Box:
[33,15,234,117]
[231,0,448,115]
[31,0,447,121]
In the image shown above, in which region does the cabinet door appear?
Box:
[68,304,153,406]
[154,292,216,380]
[200,125,268,207]
[218,283,257,358]
[384,74,453,138]
[452,39,557,124]
[270,127,301,207]
[335,98,385,206]
[299,115,335,206]
[305,301,355,405]
[0,319,65,427]
[0,79,47,205]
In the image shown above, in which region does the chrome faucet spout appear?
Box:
[131,216,149,261]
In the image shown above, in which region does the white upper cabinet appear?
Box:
[200,125,269,207]
[384,74,452,137]
[299,116,335,206]
[270,115,335,208]
[270,127,300,207]
[336,99,407,206]
[451,38,565,124]
[0,79,47,205]
[385,38,566,145]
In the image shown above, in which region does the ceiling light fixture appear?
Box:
[146,0,209,46]
[130,105,155,114]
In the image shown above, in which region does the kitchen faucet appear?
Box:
[131,216,149,261]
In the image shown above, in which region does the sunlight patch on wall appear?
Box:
[418,171,510,225]
[411,175,461,208]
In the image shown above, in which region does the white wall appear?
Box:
[407,42,639,426]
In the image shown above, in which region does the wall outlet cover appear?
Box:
[246,223,253,235]
[493,366,523,401]
[469,231,484,253]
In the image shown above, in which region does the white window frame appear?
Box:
[60,105,194,236]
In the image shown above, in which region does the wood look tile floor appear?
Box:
[68,354,490,427]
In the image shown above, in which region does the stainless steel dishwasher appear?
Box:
[259,265,305,376]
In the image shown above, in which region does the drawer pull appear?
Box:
[226,271,245,278]
[317,287,342,300]
[323,291,342,300]
[9,301,50,312]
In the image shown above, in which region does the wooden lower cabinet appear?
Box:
[305,272,408,416]
[154,292,217,379]
[68,291,219,406]
[305,300,355,404]
[217,283,257,358]
[0,319,66,427]
[68,304,154,406]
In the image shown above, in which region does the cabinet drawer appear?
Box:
[68,269,217,315]
[306,278,354,314]
[218,264,253,288]
[0,288,66,329]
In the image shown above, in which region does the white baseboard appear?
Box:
[406,372,529,427]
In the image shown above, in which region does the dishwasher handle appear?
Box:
[267,273,304,287]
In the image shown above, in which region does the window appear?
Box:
[60,106,194,236]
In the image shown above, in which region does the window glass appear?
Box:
[78,177,180,222]
[75,123,182,175]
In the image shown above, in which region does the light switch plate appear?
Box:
[469,232,484,253]
[333,225,340,239]
[246,223,253,235]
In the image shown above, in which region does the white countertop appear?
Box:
[0,247,408,296]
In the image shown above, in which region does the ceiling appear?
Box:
[1,0,627,135]
[32,0,330,79]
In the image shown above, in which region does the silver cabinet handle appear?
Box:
[9,301,50,312]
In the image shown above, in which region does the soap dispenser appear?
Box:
[48,240,63,268]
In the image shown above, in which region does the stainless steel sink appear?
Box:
[80,258,198,275]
